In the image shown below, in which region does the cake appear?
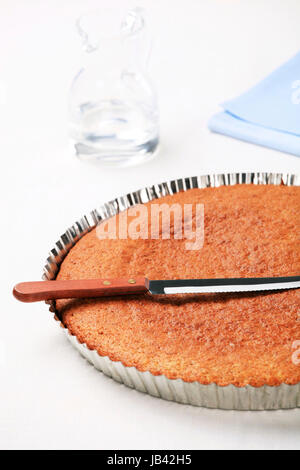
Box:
[56,184,300,388]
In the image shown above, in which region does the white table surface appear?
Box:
[1,0,300,450]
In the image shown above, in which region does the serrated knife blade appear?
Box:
[148,276,300,295]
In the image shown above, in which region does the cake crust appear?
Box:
[56,184,300,387]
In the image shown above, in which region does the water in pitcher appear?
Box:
[70,97,159,166]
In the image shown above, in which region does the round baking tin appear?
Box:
[44,172,300,410]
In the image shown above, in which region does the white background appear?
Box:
[1,0,300,450]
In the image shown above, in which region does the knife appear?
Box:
[13,276,300,302]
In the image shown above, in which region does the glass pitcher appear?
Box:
[69,7,159,167]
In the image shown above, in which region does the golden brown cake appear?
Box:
[56,184,300,387]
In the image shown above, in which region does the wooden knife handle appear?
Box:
[13,277,149,303]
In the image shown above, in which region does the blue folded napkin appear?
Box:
[208,51,300,157]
